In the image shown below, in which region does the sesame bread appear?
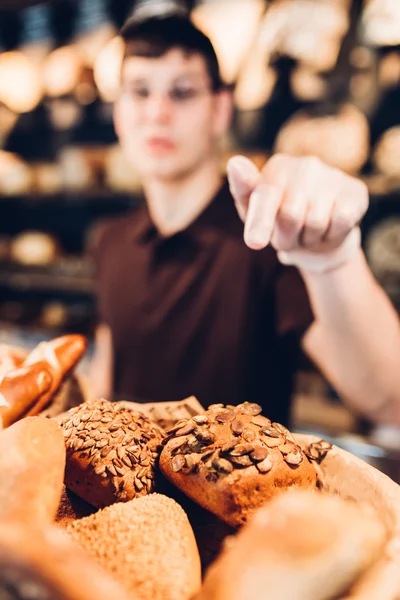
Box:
[60,399,164,508]
[0,416,65,525]
[67,493,202,600]
[197,490,386,600]
[159,402,318,527]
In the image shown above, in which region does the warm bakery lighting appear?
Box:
[192,0,265,84]
[75,23,116,68]
[73,0,116,66]
[235,59,276,111]
[373,126,400,178]
[362,0,400,46]
[277,0,349,71]
[233,5,282,111]
[291,66,327,101]
[0,51,42,113]
[93,36,125,102]
[42,46,82,98]
[275,104,369,175]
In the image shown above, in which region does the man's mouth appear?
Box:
[145,137,177,153]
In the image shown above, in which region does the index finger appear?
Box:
[226,155,260,222]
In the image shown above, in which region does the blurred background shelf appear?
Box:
[0,0,400,439]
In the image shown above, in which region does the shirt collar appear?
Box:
[131,178,235,245]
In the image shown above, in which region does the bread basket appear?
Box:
[120,398,400,598]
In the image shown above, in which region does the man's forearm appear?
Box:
[301,249,400,423]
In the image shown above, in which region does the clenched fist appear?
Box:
[227,154,369,273]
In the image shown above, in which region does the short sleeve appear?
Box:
[274,264,314,338]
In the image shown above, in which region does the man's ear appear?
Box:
[213,88,234,137]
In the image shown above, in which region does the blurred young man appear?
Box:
[90,15,400,426]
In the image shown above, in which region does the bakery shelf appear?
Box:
[0,260,95,296]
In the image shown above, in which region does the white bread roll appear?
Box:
[197,490,386,600]
[67,493,201,600]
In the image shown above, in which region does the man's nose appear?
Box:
[144,93,172,123]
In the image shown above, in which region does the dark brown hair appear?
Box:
[120,15,225,91]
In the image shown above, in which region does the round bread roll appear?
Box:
[0,416,65,525]
[67,493,201,600]
[159,402,317,527]
[0,522,133,600]
[10,231,59,266]
[60,398,165,508]
[196,490,386,600]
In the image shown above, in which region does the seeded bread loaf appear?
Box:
[0,522,134,600]
[0,416,65,525]
[60,398,164,508]
[67,493,202,600]
[196,490,386,600]
[159,402,318,527]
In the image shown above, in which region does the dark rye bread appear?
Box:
[59,399,164,508]
[160,402,318,527]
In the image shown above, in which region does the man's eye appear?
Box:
[170,88,197,101]
[128,87,149,99]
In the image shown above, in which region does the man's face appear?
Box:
[114,49,231,181]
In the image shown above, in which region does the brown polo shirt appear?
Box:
[91,180,314,426]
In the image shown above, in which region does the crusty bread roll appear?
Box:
[0,362,54,428]
[0,335,87,428]
[24,334,87,416]
[0,344,24,382]
[0,522,133,600]
[0,417,65,525]
[160,402,317,526]
[197,490,386,600]
[67,493,201,600]
[10,231,59,266]
[60,398,164,508]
